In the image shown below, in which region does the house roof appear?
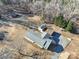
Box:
[25,30,52,49]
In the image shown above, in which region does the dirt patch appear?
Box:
[27,15,41,25]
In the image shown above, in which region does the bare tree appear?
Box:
[30,1,45,15]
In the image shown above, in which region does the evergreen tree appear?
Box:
[53,16,59,26]
[62,20,68,28]
[53,15,70,29]
[53,15,65,27]
[65,21,73,32]
[58,15,64,27]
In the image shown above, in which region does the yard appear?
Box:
[27,16,79,59]
[0,15,78,59]
[0,23,53,59]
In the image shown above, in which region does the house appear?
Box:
[24,24,71,50]
[24,30,56,49]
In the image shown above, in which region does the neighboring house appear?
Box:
[24,30,56,49]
